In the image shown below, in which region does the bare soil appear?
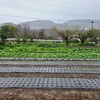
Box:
[0,73,100,79]
[0,89,100,100]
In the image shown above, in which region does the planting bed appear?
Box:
[0,67,100,74]
[0,60,100,66]
[0,44,100,58]
[0,78,99,89]
[0,59,100,100]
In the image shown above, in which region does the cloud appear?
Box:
[0,0,100,24]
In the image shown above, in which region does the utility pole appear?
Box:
[91,20,94,30]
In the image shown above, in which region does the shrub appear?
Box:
[37,42,60,48]
[16,38,20,44]
[22,38,27,43]
[0,44,4,49]
[0,42,5,45]
[6,42,11,46]
[84,38,96,46]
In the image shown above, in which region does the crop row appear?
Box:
[0,52,100,58]
[1,47,100,53]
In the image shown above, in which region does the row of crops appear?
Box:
[0,52,100,58]
[0,46,100,58]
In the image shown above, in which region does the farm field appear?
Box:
[0,59,100,100]
[0,42,100,100]
[0,0,100,99]
[0,42,100,58]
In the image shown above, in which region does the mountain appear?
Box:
[62,19,100,29]
[16,19,100,29]
[0,19,100,29]
[0,22,16,27]
[19,20,60,29]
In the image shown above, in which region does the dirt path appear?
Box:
[0,73,100,79]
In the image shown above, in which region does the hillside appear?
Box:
[0,19,100,29]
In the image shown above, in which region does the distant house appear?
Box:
[69,35,79,39]
[69,35,81,42]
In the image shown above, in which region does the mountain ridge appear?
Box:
[0,19,100,29]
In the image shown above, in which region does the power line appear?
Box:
[0,14,37,19]
[0,1,80,15]
[0,1,100,23]
[0,1,92,18]
[0,1,99,15]
[29,0,100,9]
[0,14,67,22]
[0,1,98,18]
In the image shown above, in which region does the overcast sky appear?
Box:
[0,0,100,24]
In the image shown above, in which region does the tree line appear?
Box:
[0,24,100,45]
[52,27,100,45]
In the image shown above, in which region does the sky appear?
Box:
[0,0,100,24]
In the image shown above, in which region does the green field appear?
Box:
[0,42,100,58]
